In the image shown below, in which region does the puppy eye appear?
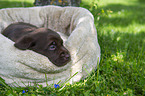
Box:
[48,41,56,50]
[49,45,56,50]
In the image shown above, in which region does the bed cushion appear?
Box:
[0,6,100,87]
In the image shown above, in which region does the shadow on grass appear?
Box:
[80,0,145,55]
[0,1,34,9]
[98,4,145,27]
[80,0,145,57]
[138,0,145,3]
[81,0,145,27]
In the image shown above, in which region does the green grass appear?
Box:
[0,0,145,95]
[0,0,34,8]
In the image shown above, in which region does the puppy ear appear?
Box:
[14,35,34,50]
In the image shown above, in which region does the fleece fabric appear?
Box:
[0,6,100,87]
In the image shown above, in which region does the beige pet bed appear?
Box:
[0,6,100,87]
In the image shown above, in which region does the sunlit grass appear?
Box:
[0,0,34,8]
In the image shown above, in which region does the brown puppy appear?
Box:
[2,22,71,67]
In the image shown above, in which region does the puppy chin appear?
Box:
[52,58,71,67]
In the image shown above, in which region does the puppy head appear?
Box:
[14,28,71,67]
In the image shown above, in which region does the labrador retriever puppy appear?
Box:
[2,22,71,67]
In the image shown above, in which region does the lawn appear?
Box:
[0,0,145,95]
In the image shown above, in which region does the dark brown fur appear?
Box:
[2,22,71,67]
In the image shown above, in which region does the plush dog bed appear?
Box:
[0,6,100,87]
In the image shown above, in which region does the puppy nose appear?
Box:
[65,54,70,58]
[60,52,70,60]
[65,54,70,60]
